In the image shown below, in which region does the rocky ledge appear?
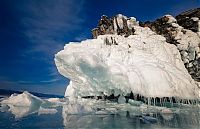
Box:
[92,14,138,38]
[91,8,200,82]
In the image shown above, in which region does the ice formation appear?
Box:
[0,91,60,118]
[1,91,43,107]
[61,97,200,128]
[38,107,58,115]
[46,97,68,107]
[140,11,200,82]
[55,24,199,100]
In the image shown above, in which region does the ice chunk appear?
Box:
[118,95,126,104]
[140,115,158,124]
[0,91,44,118]
[47,98,61,103]
[46,97,68,107]
[38,107,57,115]
[8,105,33,118]
[0,104,9,112]
[128,99,143,106]
[1,91,43,107]
[160,109,173,120]
[62,103,93,115]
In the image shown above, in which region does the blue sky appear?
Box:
[0,0,199,95]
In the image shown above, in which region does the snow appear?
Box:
[113,17,118,33]
[165,15,177,23]
[191,17,199,21]
[164,15,200,51]
[127,17,138,29]
[113,14,138,32]
[55,24,199,100]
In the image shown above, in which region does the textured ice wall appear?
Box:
[55,25,199,99]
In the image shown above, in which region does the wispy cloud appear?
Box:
[39,78,61,83]
[10,0,87,91]
[19,0,86,56]
[1,79,62,85]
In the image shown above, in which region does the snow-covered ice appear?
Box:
[55,24,199,100]
[0,91,43,118]
[1,91,43,107]
[0,92,62,118]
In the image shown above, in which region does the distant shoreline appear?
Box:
[0,89,64,98]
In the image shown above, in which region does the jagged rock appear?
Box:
[92,14,137,38]
[92,15,114,38]
[140,15,180,45]
[104,37,118,46]
[176,8,200,32]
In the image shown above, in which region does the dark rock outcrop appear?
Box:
[139,15,179,45]
[176,8,200,32]
[92,14,136,38]
[92,15,114,38]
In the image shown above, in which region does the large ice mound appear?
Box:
[55,25,199,99]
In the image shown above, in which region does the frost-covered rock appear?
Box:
[93,9,200,81]
[176,8,200,32]
[140,11,200,82]
[55,25,199,99]
[92,14,136,38]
